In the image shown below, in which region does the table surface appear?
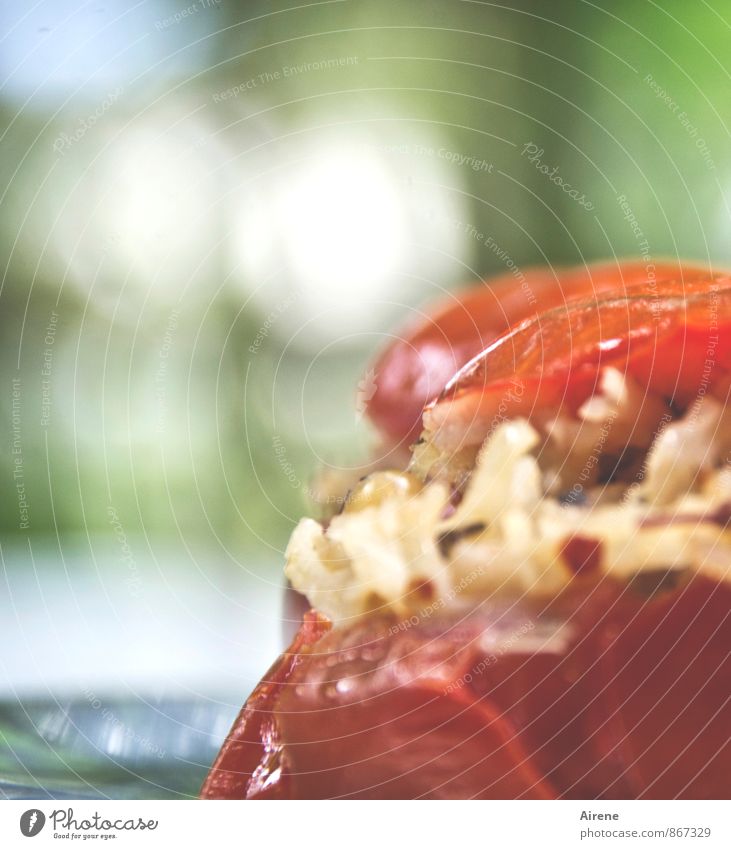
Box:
[1,537,285,799]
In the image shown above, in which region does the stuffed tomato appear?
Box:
[202,265,731,800]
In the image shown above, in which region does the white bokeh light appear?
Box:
[281,149,406,299]
[47,108,227,321]
[235,136,469,346]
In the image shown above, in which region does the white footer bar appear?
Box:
[1,799,728,848]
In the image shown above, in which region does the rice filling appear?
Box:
[285,368,731,623]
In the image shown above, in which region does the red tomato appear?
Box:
[201,576,731,799]
[425,275,731,449]
[368,261,717,447]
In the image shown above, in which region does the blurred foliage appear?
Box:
[1,0,729,558]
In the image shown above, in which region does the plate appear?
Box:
[0,697,238,800]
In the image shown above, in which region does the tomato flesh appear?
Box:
[202,576,731,799]
[426,278,731,447]
[368,262,716,446]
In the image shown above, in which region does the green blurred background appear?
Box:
[3,0,730,549]
[1,0,730,797]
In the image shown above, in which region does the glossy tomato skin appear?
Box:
[201,576,731,799]
[200,611,331,800]
[425,277,731,447]
[368,261,715,447]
